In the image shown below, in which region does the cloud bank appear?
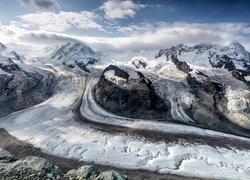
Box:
[1,22,250,54]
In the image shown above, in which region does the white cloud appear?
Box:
[100,0,147,19]
[16,11,103,32]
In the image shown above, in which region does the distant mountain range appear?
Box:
[37,41,250,73]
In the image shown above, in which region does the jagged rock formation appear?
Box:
[43,42,99,72]
[170,54,192,73]
[184,70,250,136]
[187,72,227,127]
[128,57,148,69]
[0,43,55,117]
[0,155,128,180]
[94,65,171,119]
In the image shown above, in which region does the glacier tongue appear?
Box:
[1,64,250,180]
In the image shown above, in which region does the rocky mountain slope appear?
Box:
[94,65,171,119]
[154,43,250,132]
[155,42,250,70]
[0,42,55,117]
[93,42,250,137]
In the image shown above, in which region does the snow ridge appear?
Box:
[156,42,250,70]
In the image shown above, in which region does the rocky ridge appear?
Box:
[0,155,127,180]
[156,42,250,71]
[153,43,250,135]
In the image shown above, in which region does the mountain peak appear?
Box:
[229,41,243,47]
[227,42,246,51]
[156,42,250,71]
[42,42,99,72]
[0,42,7,50]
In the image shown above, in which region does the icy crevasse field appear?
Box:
[1,58,250,180]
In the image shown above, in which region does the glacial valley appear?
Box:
[1,41,250,179]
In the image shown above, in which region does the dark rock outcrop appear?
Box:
[94,65,171,119]
[231,69,250,86]
[0,155,128,180]
[186,71,250,136]
[0,60,55,118]
[130,58,147,69]
[170,54,192,73]
[0,156,63,179]
[209,54,236,71]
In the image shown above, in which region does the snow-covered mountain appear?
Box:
[0,42,23,64]
[0,42,24,76]
[42,42,99,72]
[156,42,250,71]
[34,41,250,74]
[0,42,55,117]
[91,42,250,137]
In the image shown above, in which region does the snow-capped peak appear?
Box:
[222,42,250,60]
[40,42,100,72]
[156,42,250,71]
[0,42,6,50]
[0,42,22,62]
[48,42,96,59]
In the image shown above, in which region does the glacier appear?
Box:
[1,41,250,179]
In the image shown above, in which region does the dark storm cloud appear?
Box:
[19,0,59,10]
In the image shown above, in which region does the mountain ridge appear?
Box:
[155,42,250,71]
[0,42,55,117]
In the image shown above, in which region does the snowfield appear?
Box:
[0,62,250,180]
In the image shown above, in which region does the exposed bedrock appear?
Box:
[163,51,250,135]
[0,62,56,118]
[231,69,250,87]
[94,65,172,119]
[170,54,192,73]
[186,71,250,137]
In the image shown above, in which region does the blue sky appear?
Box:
[0,0,250,52]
